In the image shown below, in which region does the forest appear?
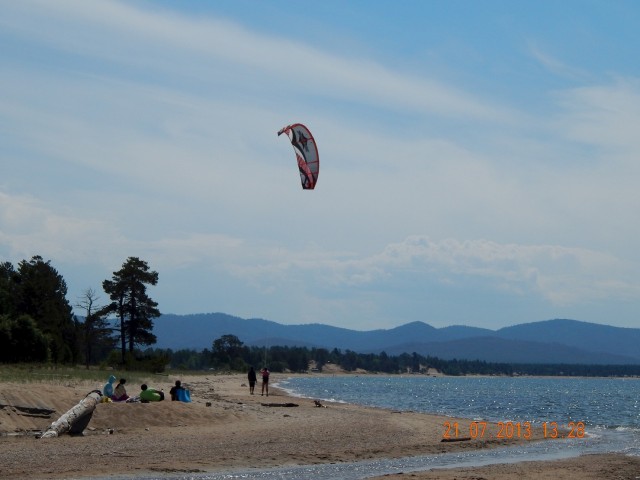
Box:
[164,337,640,377]
[0,255,159,367]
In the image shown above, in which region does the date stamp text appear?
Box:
[442,420,586,440]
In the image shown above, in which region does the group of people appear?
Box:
[247,366,270,396]
[102,377,191,403]
[103,375,130,402]
[104,368,268,403]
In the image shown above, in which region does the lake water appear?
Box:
[130,375,640,480]
[280,375,640,436]
[280,375,640,455]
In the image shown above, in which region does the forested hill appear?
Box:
[153,314,640,365]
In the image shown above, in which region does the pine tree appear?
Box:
[14,256,77,363]
[103,257,160,364]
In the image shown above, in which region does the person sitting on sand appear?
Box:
[169,380,185,401]
[260,367,270,397]
[103,375,116,398]
[111,378,129,401]
[139,384,164,402]
[169,380,191,402]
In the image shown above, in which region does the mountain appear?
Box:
[152,313,640,365]
[494,319,640,361]
[380,337,638,365]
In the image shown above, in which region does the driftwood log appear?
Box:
[260,402,299,407]
[40,390,102,438]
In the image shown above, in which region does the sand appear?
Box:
[1,373,638,479]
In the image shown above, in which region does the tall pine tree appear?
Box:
[103,257,160,364]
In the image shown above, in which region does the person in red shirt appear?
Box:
[260,367,270,396]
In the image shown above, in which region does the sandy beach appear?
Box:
[1,373,638,479]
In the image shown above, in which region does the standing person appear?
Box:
[260,367,270,397]
[112,378,129,401]
[247,367,257,395]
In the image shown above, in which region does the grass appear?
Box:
[0,364,149,386]
[0,364,222,387]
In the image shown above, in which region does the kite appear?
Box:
[278,123,319,190]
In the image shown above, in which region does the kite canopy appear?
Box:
[278,123,319,190]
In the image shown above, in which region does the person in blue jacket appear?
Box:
[103,375,116,398]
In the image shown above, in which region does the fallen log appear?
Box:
[40,390,102,438]
[260,402,299,407]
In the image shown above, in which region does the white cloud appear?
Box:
[555,79,640,154]
[368,237,639,305]
[0,192,124,265]
[1,0,516,123]
[528,42,589,80]
[208,234,638,309]
[2,1,640,329]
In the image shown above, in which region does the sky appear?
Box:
[1,0,639,332]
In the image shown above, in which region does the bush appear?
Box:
[0,315,49,362]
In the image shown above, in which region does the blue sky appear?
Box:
[2,1,639,331]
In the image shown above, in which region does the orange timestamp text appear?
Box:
[442,420,586,440]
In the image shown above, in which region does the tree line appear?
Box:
[155,334,640,377]
[1,255,159,367]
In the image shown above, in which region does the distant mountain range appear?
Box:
[153,313,640,365]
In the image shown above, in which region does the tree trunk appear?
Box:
[40,391,101,438]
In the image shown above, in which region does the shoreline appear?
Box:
[1,373,638,479]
